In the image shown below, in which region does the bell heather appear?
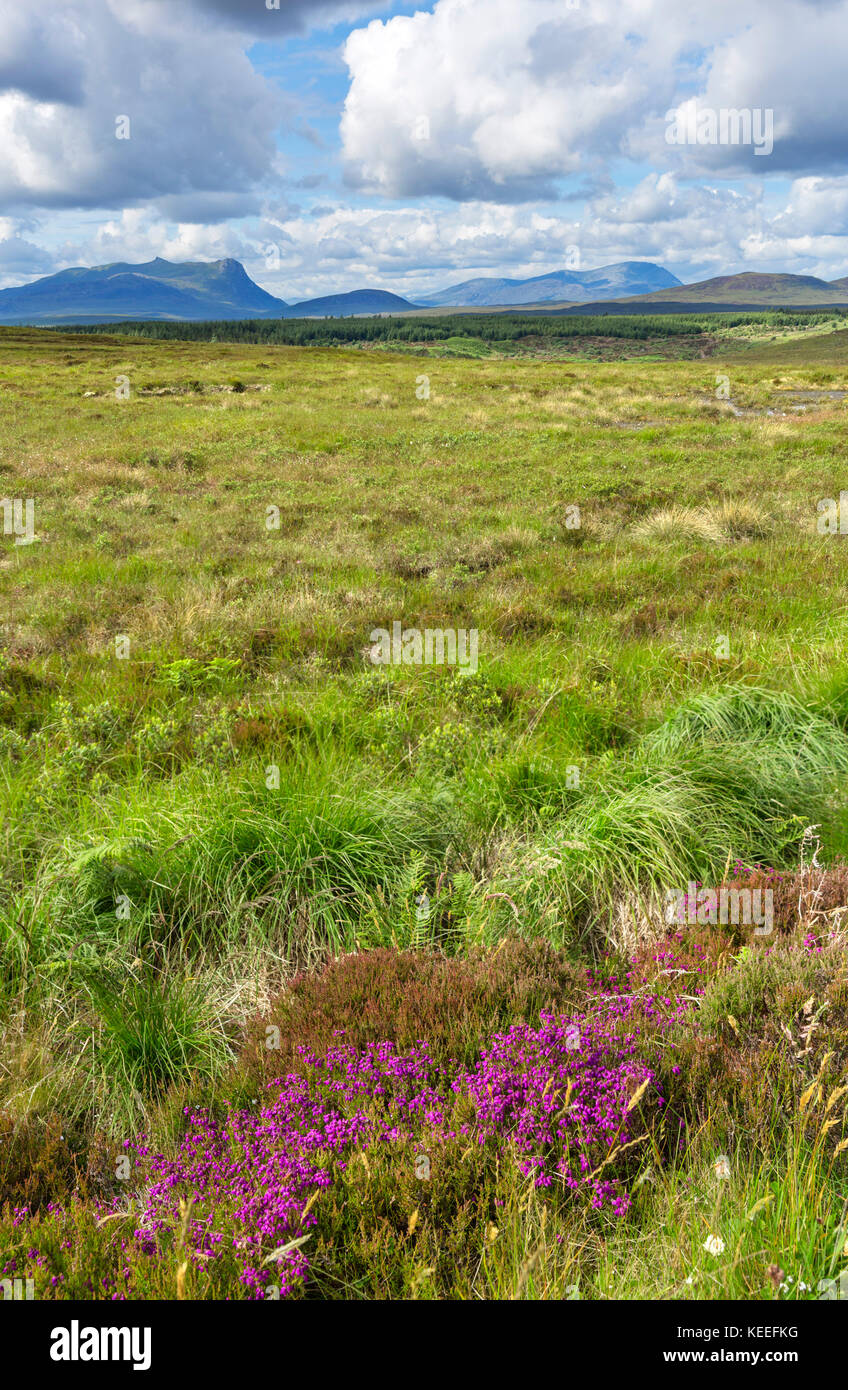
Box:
[119,978,686,1295]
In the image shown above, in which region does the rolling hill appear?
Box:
[543,272,848,315]
[284,289,418,318]
[621,272,848,307]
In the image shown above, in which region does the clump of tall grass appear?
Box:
[488,685,848,947]
[79,963,232,1133]
[12,685,848,969]
[633,501,773,543]
[14,761,461,976]
[643,685,845,763]
[633,506,725,544]
[711,497,773,539]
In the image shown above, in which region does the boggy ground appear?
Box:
[3,325,848,1298]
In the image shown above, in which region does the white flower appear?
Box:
[714,1155,731,1180]
[703,1235,725,1256]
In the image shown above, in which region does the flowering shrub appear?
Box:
[3,970,686,1299]
[118,978,685,1297]
[243,939,588,1077]
[6,917,846,1301]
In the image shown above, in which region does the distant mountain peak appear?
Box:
[5,254,842,327]
[0,257,421,325]
[0,256,290,325]
[418,260,681,308]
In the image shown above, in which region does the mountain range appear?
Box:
[1,258,848,325]
[417,260,682,307]
[0,258,417,325]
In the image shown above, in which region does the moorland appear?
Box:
[3,312,848,1300]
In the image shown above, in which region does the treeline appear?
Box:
[61,307,846,348]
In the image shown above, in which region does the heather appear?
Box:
[4,329,848,1300]
[4,917,848,1300]
[125,978,676,1299]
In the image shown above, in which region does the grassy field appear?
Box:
[3,321,848,1301]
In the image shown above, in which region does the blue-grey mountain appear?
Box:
[0,258,419,325]
[284,289,418,317]
[0,258,287,324]
[418,261,683,308]
[6,257,835,324]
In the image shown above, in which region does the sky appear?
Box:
[0,0,846,298]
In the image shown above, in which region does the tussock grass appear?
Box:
[711,497,774,539]
[489,685,848,947]
[633,506,725,543]
[633,500,774,544]
[13,765,458,976]
[81,964,232,1132]
[644,684,848,778]
[4,332,848,1299]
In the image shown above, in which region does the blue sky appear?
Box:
[0,0,845,297]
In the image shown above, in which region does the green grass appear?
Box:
[3,323,848,1299]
